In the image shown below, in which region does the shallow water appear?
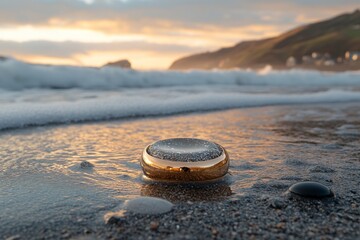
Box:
[1,102,360,233]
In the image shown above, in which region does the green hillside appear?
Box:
[170,10,360,70]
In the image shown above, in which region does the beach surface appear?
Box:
[1,102,360,240]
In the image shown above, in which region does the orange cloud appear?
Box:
[0,20,282,69]
[48,18,130,33]
[45,18,282,46]
[15,54,81,66]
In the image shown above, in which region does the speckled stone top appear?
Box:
[147,138,223,162]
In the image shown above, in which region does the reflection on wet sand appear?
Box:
[140,178,233,202]
[274,105,360,145]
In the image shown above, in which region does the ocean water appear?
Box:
[1,59,360,236]
[0,58,360,130]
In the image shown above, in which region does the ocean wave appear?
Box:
[1,89,360,130]
[0,58,359,90]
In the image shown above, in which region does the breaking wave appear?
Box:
[0,58,359,90]
[1,58,360,130]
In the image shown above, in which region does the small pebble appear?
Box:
[270,198,287,209]
[150,221,159,231]
[123,197,173,215]
[104,212,126,225]
[289,181,333,198]
[211,227,219,235]
[80,161,94,169]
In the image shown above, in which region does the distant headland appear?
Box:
[170,10,360,71]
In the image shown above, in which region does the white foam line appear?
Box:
[1,89,360,130]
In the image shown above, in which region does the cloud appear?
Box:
[0,0,358,69]
[0,40,211,69]
[0,23,281,47]
[0,40,203,57]
[0,0,358,30]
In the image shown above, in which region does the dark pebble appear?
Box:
[289,181,334,198]
[106,216,126,225]
[80,161,94,169]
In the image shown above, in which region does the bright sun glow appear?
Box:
[0,26,145,43]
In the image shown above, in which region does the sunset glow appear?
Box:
[0,25,282,69]
[0,0,358,69]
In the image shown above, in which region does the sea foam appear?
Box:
[1,89,360,130]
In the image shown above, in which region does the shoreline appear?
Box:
[2,97,360,134]
[1,103,359,239]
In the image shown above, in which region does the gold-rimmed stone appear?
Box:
[140,138,229,182]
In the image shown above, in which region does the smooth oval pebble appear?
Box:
[80,161,94,169]
[289,181,333,198]
[147,138,223,162]
[124,197,173,215]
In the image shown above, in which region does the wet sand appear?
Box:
[1,103,360,239]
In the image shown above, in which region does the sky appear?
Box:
[0,0,358,69]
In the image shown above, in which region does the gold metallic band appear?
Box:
[141,144,229,181]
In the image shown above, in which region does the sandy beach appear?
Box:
[1,102,359,239]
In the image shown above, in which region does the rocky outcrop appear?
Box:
[103,59,131,69]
